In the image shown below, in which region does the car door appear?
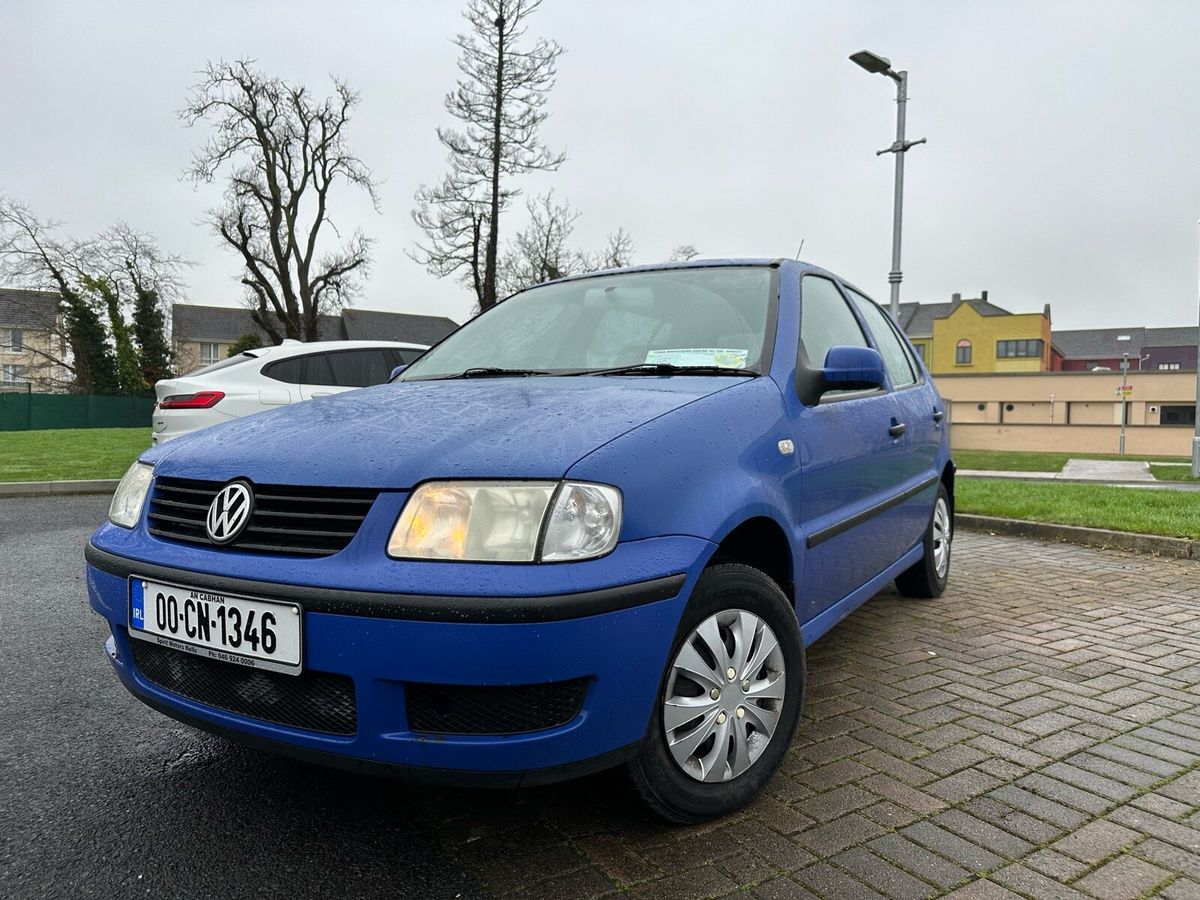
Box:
[844,286,942,548]
[786,275,910,622]
[296,353,340,400]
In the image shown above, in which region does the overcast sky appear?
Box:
[4,0,1199,330]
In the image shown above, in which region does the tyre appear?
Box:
[628,563,805,823]
[895,483,952,599]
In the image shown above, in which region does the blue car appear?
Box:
[87,260,954,822]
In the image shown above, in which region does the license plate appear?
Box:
[129,578,303,675]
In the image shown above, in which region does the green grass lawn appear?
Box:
[1149,464,1200,483]
[957,479,1200,539]
[0,428,149,482]
[953,449,1190,473]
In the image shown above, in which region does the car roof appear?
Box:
[517,258,877,302]
[250,339,428,360]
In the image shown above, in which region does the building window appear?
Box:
[996,339,1044,359]
[4,329,24,351]
[1160,405,1197,427]
[1,364,28,383]
[199,342,220,366]
[1158,362,1181,371]
[955,339,972,365]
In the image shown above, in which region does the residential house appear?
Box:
[171,304,459,374]
[1052,326,1199,372]
[0,288,68,391]
[898,292,1054,374]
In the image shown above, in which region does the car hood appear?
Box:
[146,376,745,488]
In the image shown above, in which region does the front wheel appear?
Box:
[895,483,952,598]
[628,563,805,823]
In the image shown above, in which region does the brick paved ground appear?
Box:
[400,533,1200,899]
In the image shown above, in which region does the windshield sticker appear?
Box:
[645,348,749,368]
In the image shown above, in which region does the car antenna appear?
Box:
[795,239,805,260]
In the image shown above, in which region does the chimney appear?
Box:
[951,292,962,303]
[1043,303,1051,323]
[981,290,988,302]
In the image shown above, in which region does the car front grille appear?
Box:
[147,476,379,556]
[128,635,357,735]
[406,679,589,735]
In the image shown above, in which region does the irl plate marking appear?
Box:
[131,580,146,629]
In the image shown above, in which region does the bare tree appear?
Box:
[182,60,377,342]
[0,197,186,393]
[497,192,634,295]
[496,192,578,296]
[581,227,634,271]
[96,224,188,386]
[0,199,117,392]
[669,244,700,262]
[412,0,564,312]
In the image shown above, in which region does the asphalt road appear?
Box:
[0,495,482,899]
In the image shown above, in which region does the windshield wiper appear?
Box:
[579,363,758,378]
[443,367,551,379]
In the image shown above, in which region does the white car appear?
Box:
[152,340,427,444]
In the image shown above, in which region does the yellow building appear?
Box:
[898,292,1053,375]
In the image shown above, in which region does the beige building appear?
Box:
[937,370,1197,456]
[0,289,68,392]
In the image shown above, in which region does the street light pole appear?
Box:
[850,50,926,322]
[1119,353,1130,456]
[886,70,910,324]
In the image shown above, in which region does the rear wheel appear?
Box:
[895,484,952,598]
[628,564,805,823]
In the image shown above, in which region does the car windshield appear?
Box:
[399,267,775,380]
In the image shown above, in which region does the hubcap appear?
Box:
[933,497,951,579]
[662,609,787,782]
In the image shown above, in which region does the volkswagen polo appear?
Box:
[86,259,954,822]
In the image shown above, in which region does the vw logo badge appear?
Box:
[206,481,253,544]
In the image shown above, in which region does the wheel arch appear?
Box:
[941,460,956,518]
[708,515,794,604]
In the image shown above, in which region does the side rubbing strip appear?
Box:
[807,474,940,549]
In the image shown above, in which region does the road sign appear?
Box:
[1116,385,1133,398]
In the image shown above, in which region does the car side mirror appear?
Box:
[822,346,886,392]
[389,364,408,380]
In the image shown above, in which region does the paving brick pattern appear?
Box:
[402,534,1200,899]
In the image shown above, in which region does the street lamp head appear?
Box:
[850,50,893,74]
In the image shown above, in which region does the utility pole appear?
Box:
[1119,353,1130,456]
[850,51,926,321]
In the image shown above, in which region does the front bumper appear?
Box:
[86,535,710,782]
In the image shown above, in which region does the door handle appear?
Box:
[933,409,945,423]
[889,422,907,438]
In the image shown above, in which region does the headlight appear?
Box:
[109,461,154,528]
[388,480,622,563]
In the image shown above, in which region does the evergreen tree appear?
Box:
[84,275,144,394]
[226,332,264,357]
[56,279,119,395]
[132,283,172,386]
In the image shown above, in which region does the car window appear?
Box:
[799,276,868,368]
[845,288,918,388]
[327,349,393,387]
[263,356,304,384]
[394,348,424,365]
[302,354,336,385]
[263,352,334,385]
